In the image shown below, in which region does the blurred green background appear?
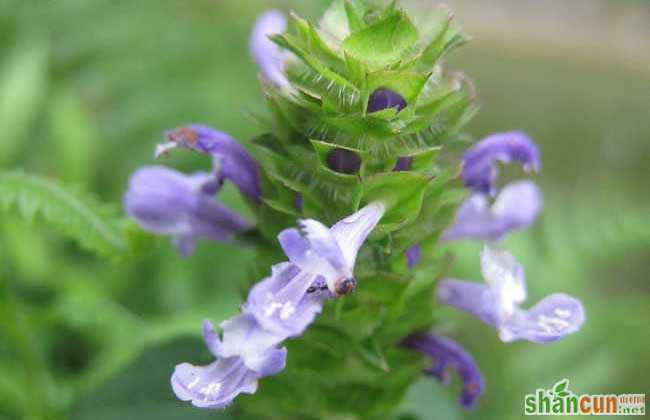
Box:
[0,1,648,419]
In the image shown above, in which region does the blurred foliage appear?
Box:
[0,0,648,420]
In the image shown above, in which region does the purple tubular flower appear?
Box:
[437,246,586,343]
[440,180,543,243]
[124,166,252,256]
[367,88,407,113]
[462,131,541,196]
[171,203,386,409]
[279,202,385,295]
[403,334,484,410]
[406,244,421,269]
[158,125,262,203]
[326,148,362,174]
[250,10,289,88]
[393,156,413,171]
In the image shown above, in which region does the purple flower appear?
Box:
[171,203,386,409]
[406,244,421,269]
[393,156,413,172]
[437,246,585,343]
[171,319,285,409]
[326,148,362,174]
[403,334,484,410]
[462,131,540,196]
[367,88,407,113]
[440,180,542,242]
[157,125,261,203]
[124,166,252,256]
[279,202,385,296]
[250,10,289,88]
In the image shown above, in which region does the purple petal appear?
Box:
[277,228,339,281]
[403,334,485,410]
[437,279,499,326]
[326,148,362,174]
[171,357,259,409]
[393,156,413,171]
[164,125,261,202]
[124,166,251,255]
[202,319,221,358]
[498,293,586,343]
[247,263,325,337]
[298,219,348,271]
[367,88,407,113]
[440,181,543,242]
[406,244,421,269]
[217,314,283,371]
[462,131,540,196]
[330,202,386,268]
[250,10,289,88]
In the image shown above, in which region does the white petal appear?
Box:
[480,246,527,321]
[330,202,385,268]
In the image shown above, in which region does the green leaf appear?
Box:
[0,171,128,256]
[0,41,49,164]
[360,172,430,232]
[344,1,365,33]
[47,88,99,183]
[342,10,418,70]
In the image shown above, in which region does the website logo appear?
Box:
[524,379,645,416]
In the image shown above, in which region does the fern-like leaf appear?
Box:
[0,171,128,256]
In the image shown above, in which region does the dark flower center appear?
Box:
[326,148,362,174]
[367,88,407,113]
[393,156,413,171]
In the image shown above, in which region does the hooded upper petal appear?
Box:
[403,334,485,410]
[124,166,251,255]
[462,131,540,196]
[161,125,261,202]
[250,10,289,88]
[278,202,385,294]
[440,181,542,242]
[330,202,386,269]
[480,246,527,321]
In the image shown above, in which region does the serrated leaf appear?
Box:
[342,10,418,70]
[0,171,127,256]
